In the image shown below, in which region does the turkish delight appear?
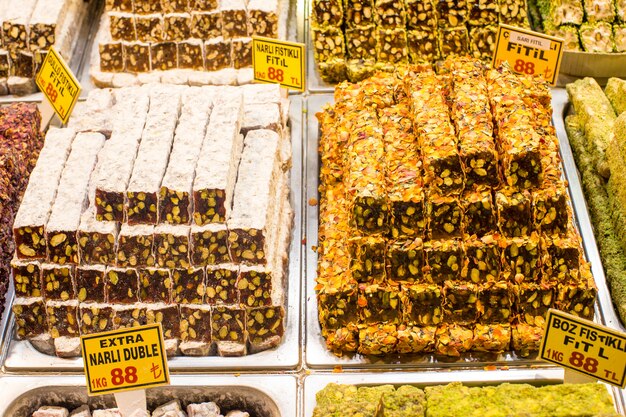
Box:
[190,11,222,38]
[75,265,106,303]
[177,39,204,70]
[502,234,542,283]
[477,281,513,323]
[469,25,497,60]
[358,284,402,324]
[154,224,191,269]
[436,0,468,27]
[405,0,436,29]
[13,297,46,339]
[46,300,79,338]
[375,27,408,63]
[345,0,375,27]
[164,13,192,41]
[11,258,41,297]
[41,264,75,301]
[151,41,177,71]
[435,323,474,356]
[358,323,397,355]
[146,304,181,340]
[220,0,247,38]
[407,30,440,62]
[78,207,118,265]
[496,188,531,237]
[123,42,151,72]
[211,305,247,356]
[514,282,554,326]
[579,22,614,52]
[461,235,500,283]
[402,284,442,326]
[232,38,252,69]
[462,189,496,237]
[205,264,239,304]
[138,268,172,303]
[312,0,343,26]
[116,224,155,267]
[171,267,205,304]
[247,0,280,38]
[79,303,115,334]
[112,304,147,329]
[386,239,423,283]
[105,267,139,303]
[134,14,164,42]
[109,13,136,41]
[246,305,284,352]
[472,323,511,352]
[204,37,231,71]
[442,281,479,324]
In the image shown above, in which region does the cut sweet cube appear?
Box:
[105,267,139,303]
[469,25,498,60]
[435,323,474,356]
[461,235,500,283]
[477,281,513,323]
[375,27,408,64]
[401,284,442,326]
[164,13,192,41]
[514,282,555,326]
[247,0,280,38]
[112,304,147,329]
[438,27,469,58]
[151,41,178,71]
[496,188,531,238]
[311,0,343,26]
[442,281,479,324]
[374,0,406,27]
[146,304,181,340]
[498,0,530,26]
[317,286,358,332]
[427,194,463,239]
[345,25,377,61]
[78,207,118,266]
[407,30,440,63]
[501,235,542,283]
[462,188,497,237]
[405,0,436,29]
[79,303,115,334]
[109,13,136,41]
[13,297,47,339]
[204,37,232,71]
[543,230,583,284]
[178,40,204,70]
[246,305,284,352]
[190,224,231,265]
[238,266,273,307]
[205,264,239,305]
[154,225,191,269]
[395,324,436,353]
[100,39,125,71]
[458,132,499,188]
[116,224,155,268]
[345,0,375,27]
[583,0,615,22]
[46,300,79,338]
[171,267,205,304]
[180,304,211,343]
[220,0,247,38]
[349,235,386,283]
[161,0,189,13]
[468,0,498,24]
[556,266,596,320]
[311,25,346,63]
[358,323,398,355]
[544,24,581,51]
[473,323,511,352]
[212,305,247,356]
[532,181,570,235]
[135,14,164,42]
[41,264,75,301]
[191,11,222,38]
[386,238,424,283]
[436,0,468,27]
[512,323,543,356]
[76,265,106,303]
[358,284,402,324]
[424,239,463,283]
[138,268,172,303]
[232,37,252,69]
[11,259,41,298]
[123,42,151,72]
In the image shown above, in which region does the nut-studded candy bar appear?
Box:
[220,0,248,38]
[191,224,231,265]
[0,52,9,78]
[146,304,180,340]
[424,239,463,284]
[161,0,190,13]
[386,239,424,283]
[78,207,118,265]
[427,193,463,239]
[151,41,177,71]
[348,236,386,283]
[79,303,115,334]
[402,284,442,326]
[407,30,440,62]
[46,300,79,338]
[501,234,542,283]
[374,0,406,27]
[178,40,204,69]
[532,181,569,235]
[112,304,147,329]
[116,224,155,267]
[138,268,172,303]
[12,51,34,78]
[358,323,397,355]
[498,0,530,26]
[556,264,596,320]
[192,0,218,10]
[396,324,436,353]
[232,37,252,69]
[312,0,343,26]
[405,0,436,29]
[11,258,41,297]
[105,0,133,12]
[345,0,375,27]
[109,13,136,41]
[443,281,479,324]
[438,27,469,58]
[358,284,402,324]
[461,235,500,283]
[123,42,151,72]
[543,229,583,284]
[212,305,247,356]
[496,188,531,237]
[318,58,348,83]
[172,267,205,304]
[512,323,542,356]
[13,297,47,339]
[99,41,125,73]
[311,25,346,63]
[134,0,162,13]
[469,25,497,61]
[106,267,139,303]
[154,224,191,269]
[191,11,222,38]
[193,90,244,224]
[436,0,468,27]
[462,189,496,237]
[204,37,231,71]
[458,131,498,188]
[473,323,511,352]
[514,282,554,326]
[205,264,239,305]
[375,27,408,63]
[435,323,474,356]
[468,0,498,24]
[325,326,358,353]
[76,265,106,303]
[127,86,181,224]
[477,281,513,323]
[345,25,377,61]
[135,14,164,42]
[246,305,284,352]
[317,286,358,332]
[238,265,273,307]
[2,0,38,51]
[41,264,75,301]
[164,13,192,41]
[13,127,76,259]
[247,0,279,38]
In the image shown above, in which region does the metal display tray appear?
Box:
[303,369,626,417]
[304,91,611,369]
[1,96,305,372]
[0,374,297,417]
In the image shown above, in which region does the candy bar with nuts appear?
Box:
[532,181,569,235]
[192,0,218,10]
[116,224,155,267]
[473,323,511,352]
[246,305,284,352]
[220,0,247,38]
[345,25,377,61]
[134,14,164,42]
[317,286,358,332]
[477,281,512,323]
[543,229,583,284]
[134,0,162,13]
[514,282,554,326]
[76,265,106,303]
[232,37,252,69]
[442,281,479,324]
[0,52,9,78]
[46,300,79,338]
[427,193,463,239]
[496,187,531,237]
[126,86,181,224]
[358,323,397,355]
[424,239,463,284]
[154,224,191,269]
[212,305,247,356]
[11,51,33,78]
[407,30,440,62]
[109,12,136,41]
[11,258,41,297]
[502,234,542,283]
[438,26,469,58]
[311,24,346,63]
[205,264,239,304]
[191,224,231,265]
[14,297,46,339]
[468,0,498,24]
[237,266,273,307]
[461,234,500,283]
[178,39,204,69]
[544,23,581,51]
[345,0,375,27]
[105,267,139,303]
[164,13,191,41]
[112,304,147,329]
[79,303,115,334]
[386,238,424,283]
[374,0,406,27]
[99,27,125,73]
[435,323,474,356]
[248,0,279,38]
[123,42,151,72]
[462,189,497,237]
[556,264,596,320]
[348,235,386,283]
[191,11,222,38]
[78,207,118,266]
[613,24,626,52]
[162,0,190,13]
[2,0,37,51]
[512,322,542,356]
[204,37,231,71]
[105,0,133,12]
[436,0,468,27]
[146,303,180,340]
[375,27,408,63]
[580,22,614,51]
[318,58,347,83]
[498,0,530,27]
[13,127,76,260]
[41,263,75,301]
[312,0,343,26]
[405,0,436,29]
[160,88,214,225]
[29,0,79,51]
[469,25,497,60]
[151,41,177,71]
[358,284,402,324]
[171,267,205,304]
[193,90,243,224]
[396,324,436,353]
[138,268,172,303]
[402,284,442,326]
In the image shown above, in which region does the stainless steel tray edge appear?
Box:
[0,374,297,417]
[3,96,305,372]
[302,369,626,417]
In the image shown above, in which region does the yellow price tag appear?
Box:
[252,36,305,91]
[492,24,564,86]
[81,323,170,396]
[35,47,81,125]
[540,309,626,388]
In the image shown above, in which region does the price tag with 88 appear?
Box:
[35,47,81,124]
[252,36,305,91]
